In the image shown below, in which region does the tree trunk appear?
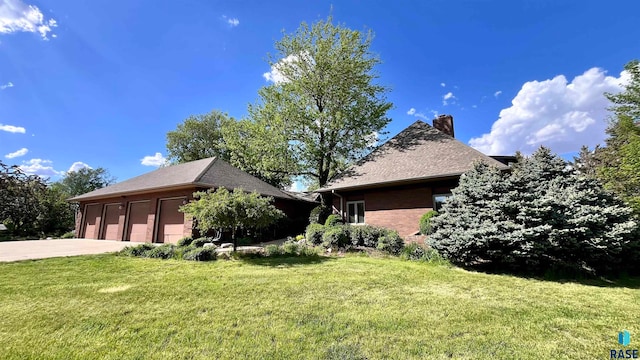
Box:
[232,228,237,252]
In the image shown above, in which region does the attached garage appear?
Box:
[101,204,121,240]
[156,198,186,244]
[69,157,317,242]
[126,201,149,242]
[82,204,102,239]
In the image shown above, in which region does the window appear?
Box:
[347,201,365,224]
[432,193,452,212]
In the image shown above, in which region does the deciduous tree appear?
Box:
[249,15,393,187]
[180,187,284,251]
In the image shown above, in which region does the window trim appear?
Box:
[346,200,365,224]
[432,193,452,212]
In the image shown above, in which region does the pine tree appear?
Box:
[429,147,638,276]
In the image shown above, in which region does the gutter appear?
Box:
[331,190,344,220]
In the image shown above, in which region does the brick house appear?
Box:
[69,157,316,243]
[317,115,511,240]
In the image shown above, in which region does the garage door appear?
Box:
[101,204,120,240]
[83,204,102,239]
[157,198,185,244]
[126,201,149,242]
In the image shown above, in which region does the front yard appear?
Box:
[0,254,638,359]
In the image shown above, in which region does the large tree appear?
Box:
[249,15,393,187]
[166,110,231,163]
[165,111,292,187]
[429,148,638,276]
[0,161,46,237]
[57,167,115,198]
[596,60,640,215]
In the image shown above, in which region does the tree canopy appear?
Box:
[166,110,231,164]
[596,60,640,215]
[58,167,115,198]
[179,187,284,251]
[0,161,46,236]
[248,15,392,187]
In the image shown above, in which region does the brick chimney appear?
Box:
[433,114,454,138]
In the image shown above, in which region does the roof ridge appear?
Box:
[193,157,218,183]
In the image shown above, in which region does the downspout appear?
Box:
[331,190,344,221]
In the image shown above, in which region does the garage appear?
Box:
[101,204,120,240]
[126,201,149,242]
[82,204,102,239]
[157,198,185,244]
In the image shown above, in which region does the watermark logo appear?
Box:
[611,330,639,359]
[621,331,632,347]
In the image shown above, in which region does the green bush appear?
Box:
[120,243,156,257]
[419,210,438,235]
[305,223,326,245]
[349,225,384,247]
[325,214,343,227]
[183,247,217,261]
[192,237,213,247]
[309,204,331,225]
[295,234,305,241]
[400,243,445,263]
[376,230,404,255]
[281,240,299,255]
[176,236,193,247]
[146,244,176,259]
[264,244,282,256]
[60,231,76,239]
[322,226,351,248]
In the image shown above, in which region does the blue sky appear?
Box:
[1,0,639,188]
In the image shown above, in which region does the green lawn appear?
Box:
[0,255,638,359]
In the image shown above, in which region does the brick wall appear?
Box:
[330,179,458,239]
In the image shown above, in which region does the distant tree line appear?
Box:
[0,163,114,239]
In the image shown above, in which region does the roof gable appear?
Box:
[320,120,508,191]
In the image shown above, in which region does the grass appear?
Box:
[0,255,639,359]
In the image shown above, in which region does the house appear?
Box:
[317,115,510,240]
[68,157,317,243]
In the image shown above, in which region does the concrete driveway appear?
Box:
[0,239,147,262]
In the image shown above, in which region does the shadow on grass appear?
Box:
[239,255,335,267]
[461,264,640,289]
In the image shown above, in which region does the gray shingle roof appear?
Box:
[68,157,305,201]
[319,120,508,191]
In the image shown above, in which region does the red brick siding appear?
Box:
[364,185,432,237]
[329,179,458,239]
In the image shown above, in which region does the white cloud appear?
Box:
[1,81,13,90]
[141,152,167,167]
[5,147,28,159]
[406,107,429,119]
[442,92,456,106]
[0,124,26,133]
[68,161,91,172]
[263,53,313,84]
[221,15,239,27]
[440,82,446,87]
[0,0,57,40]
[469,67,627,155]
[19,158,62,177]
[494,90,502,97]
